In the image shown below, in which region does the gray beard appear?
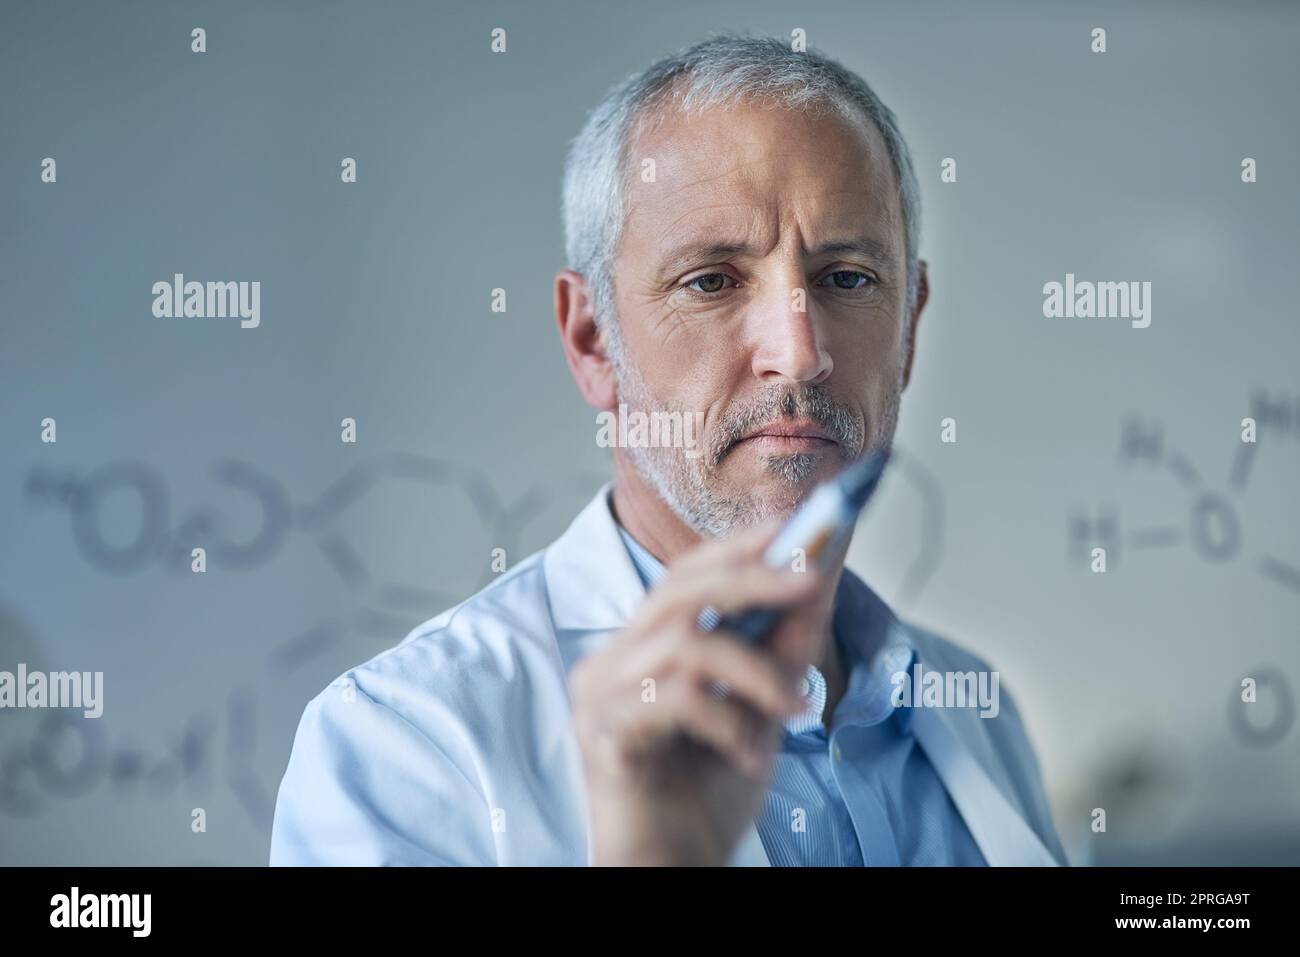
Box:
[612,349,898,538]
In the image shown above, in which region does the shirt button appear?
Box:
[832,743,843,761]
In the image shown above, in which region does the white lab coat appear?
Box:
[270,482,1068,866]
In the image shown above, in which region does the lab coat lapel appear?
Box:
[544,482,647,636]
[908,702,1059,866]
[545,482,772,867]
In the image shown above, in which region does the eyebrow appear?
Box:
[656,236,897,279]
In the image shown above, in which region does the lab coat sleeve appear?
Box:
[269,677,497,866]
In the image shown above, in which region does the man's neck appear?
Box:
[610,453,849,700]
[610,452,705,565]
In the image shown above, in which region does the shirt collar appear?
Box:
[613,512,916,738]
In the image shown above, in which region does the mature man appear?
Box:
[270,34,1067,867]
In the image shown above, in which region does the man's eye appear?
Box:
[823,270,876,291]
[685,273,730,295]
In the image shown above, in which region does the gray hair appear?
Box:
[561,32,922,362]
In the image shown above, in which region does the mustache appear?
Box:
[710,385,864,467]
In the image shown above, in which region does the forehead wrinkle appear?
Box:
[625,153,780,218]
[652,146,861,203]
[655,194,768,231]
[628,114,865,193]
[629,158,898,249]
[642,118,888,198]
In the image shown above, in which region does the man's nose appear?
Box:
[748,273,833,385]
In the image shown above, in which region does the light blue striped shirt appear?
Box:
[616,522,987,866]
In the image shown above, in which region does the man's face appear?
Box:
[608,99,911,536]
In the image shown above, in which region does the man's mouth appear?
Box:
[731,418,837,454]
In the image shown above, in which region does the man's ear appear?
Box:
[555,269,618,410]
[901,260,929,392]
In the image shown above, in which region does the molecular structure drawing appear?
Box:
[1066,389,1299,748]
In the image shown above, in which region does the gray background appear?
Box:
[2,0,1297,865]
